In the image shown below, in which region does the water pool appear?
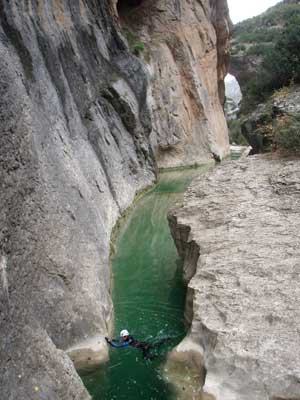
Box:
[80,167,209,400]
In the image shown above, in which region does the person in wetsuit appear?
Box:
[105,329,169,360]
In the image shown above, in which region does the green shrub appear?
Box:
[275,113,300,150]
[122,28,146,57]
[227,120,248,145]
[246,43,270,56]
[238,27,281,44]
[230,46,239,55]
[234,3,300,38]
[236,12,300,111]
[133,42,145,55]
[253,16,300,94]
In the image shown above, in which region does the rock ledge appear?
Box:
[168,156,300,400]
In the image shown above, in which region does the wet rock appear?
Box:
[163,336,205,400]
[0,1,154,398]
[67,336,109,370]
[169,156,300,400]
[230,145,252,160]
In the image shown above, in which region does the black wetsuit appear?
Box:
[107,335,170,359]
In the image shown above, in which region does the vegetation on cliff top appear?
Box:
[246,15,300,102]
[233,2,300,46]
[231,1,300,109]
[230,1,300,152]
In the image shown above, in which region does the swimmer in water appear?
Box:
[105,329,170,360]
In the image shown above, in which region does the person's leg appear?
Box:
[141,343,154,360]
[140,338,172,360]
[152,337,172,350]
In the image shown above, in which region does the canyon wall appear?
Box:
[168,156,300,400]
[0,1,230,399]
[117,0,231,167]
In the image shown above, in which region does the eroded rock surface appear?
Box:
[117,0,231,167]
[0,0,230,398]
[169,156,300,400]
[0,2,155,399]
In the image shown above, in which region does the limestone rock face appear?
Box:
[0,0,230,398]
[229,50,262,96]
[0,2,155,399]
[117,0,231,167]
[169,156,300,400]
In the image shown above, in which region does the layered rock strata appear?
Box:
[116,0,231,167]
[169,156,300,400]
[0,0,230,398]
[0,2,155,399]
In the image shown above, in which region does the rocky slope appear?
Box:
[229,0,300,111]
[0,0,230,399]
[241,85,300,153]
[168,156,300,400]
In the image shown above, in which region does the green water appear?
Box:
[80,167,208,400]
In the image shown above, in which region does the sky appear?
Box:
[227,0,280,24]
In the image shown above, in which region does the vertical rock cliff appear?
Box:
[0,1,230,398]
[168,157,300,400]
[115,0,231,167]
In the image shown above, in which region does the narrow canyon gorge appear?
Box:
[0,1,231,399]
[2,1,299,399]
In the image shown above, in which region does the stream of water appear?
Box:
[80,167,209,400]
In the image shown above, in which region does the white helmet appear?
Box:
[120,329,129,337]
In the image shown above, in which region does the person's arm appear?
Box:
[105,337,129,348]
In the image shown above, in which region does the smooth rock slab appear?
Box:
[66,336,109,370]
[169,156,300,400]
